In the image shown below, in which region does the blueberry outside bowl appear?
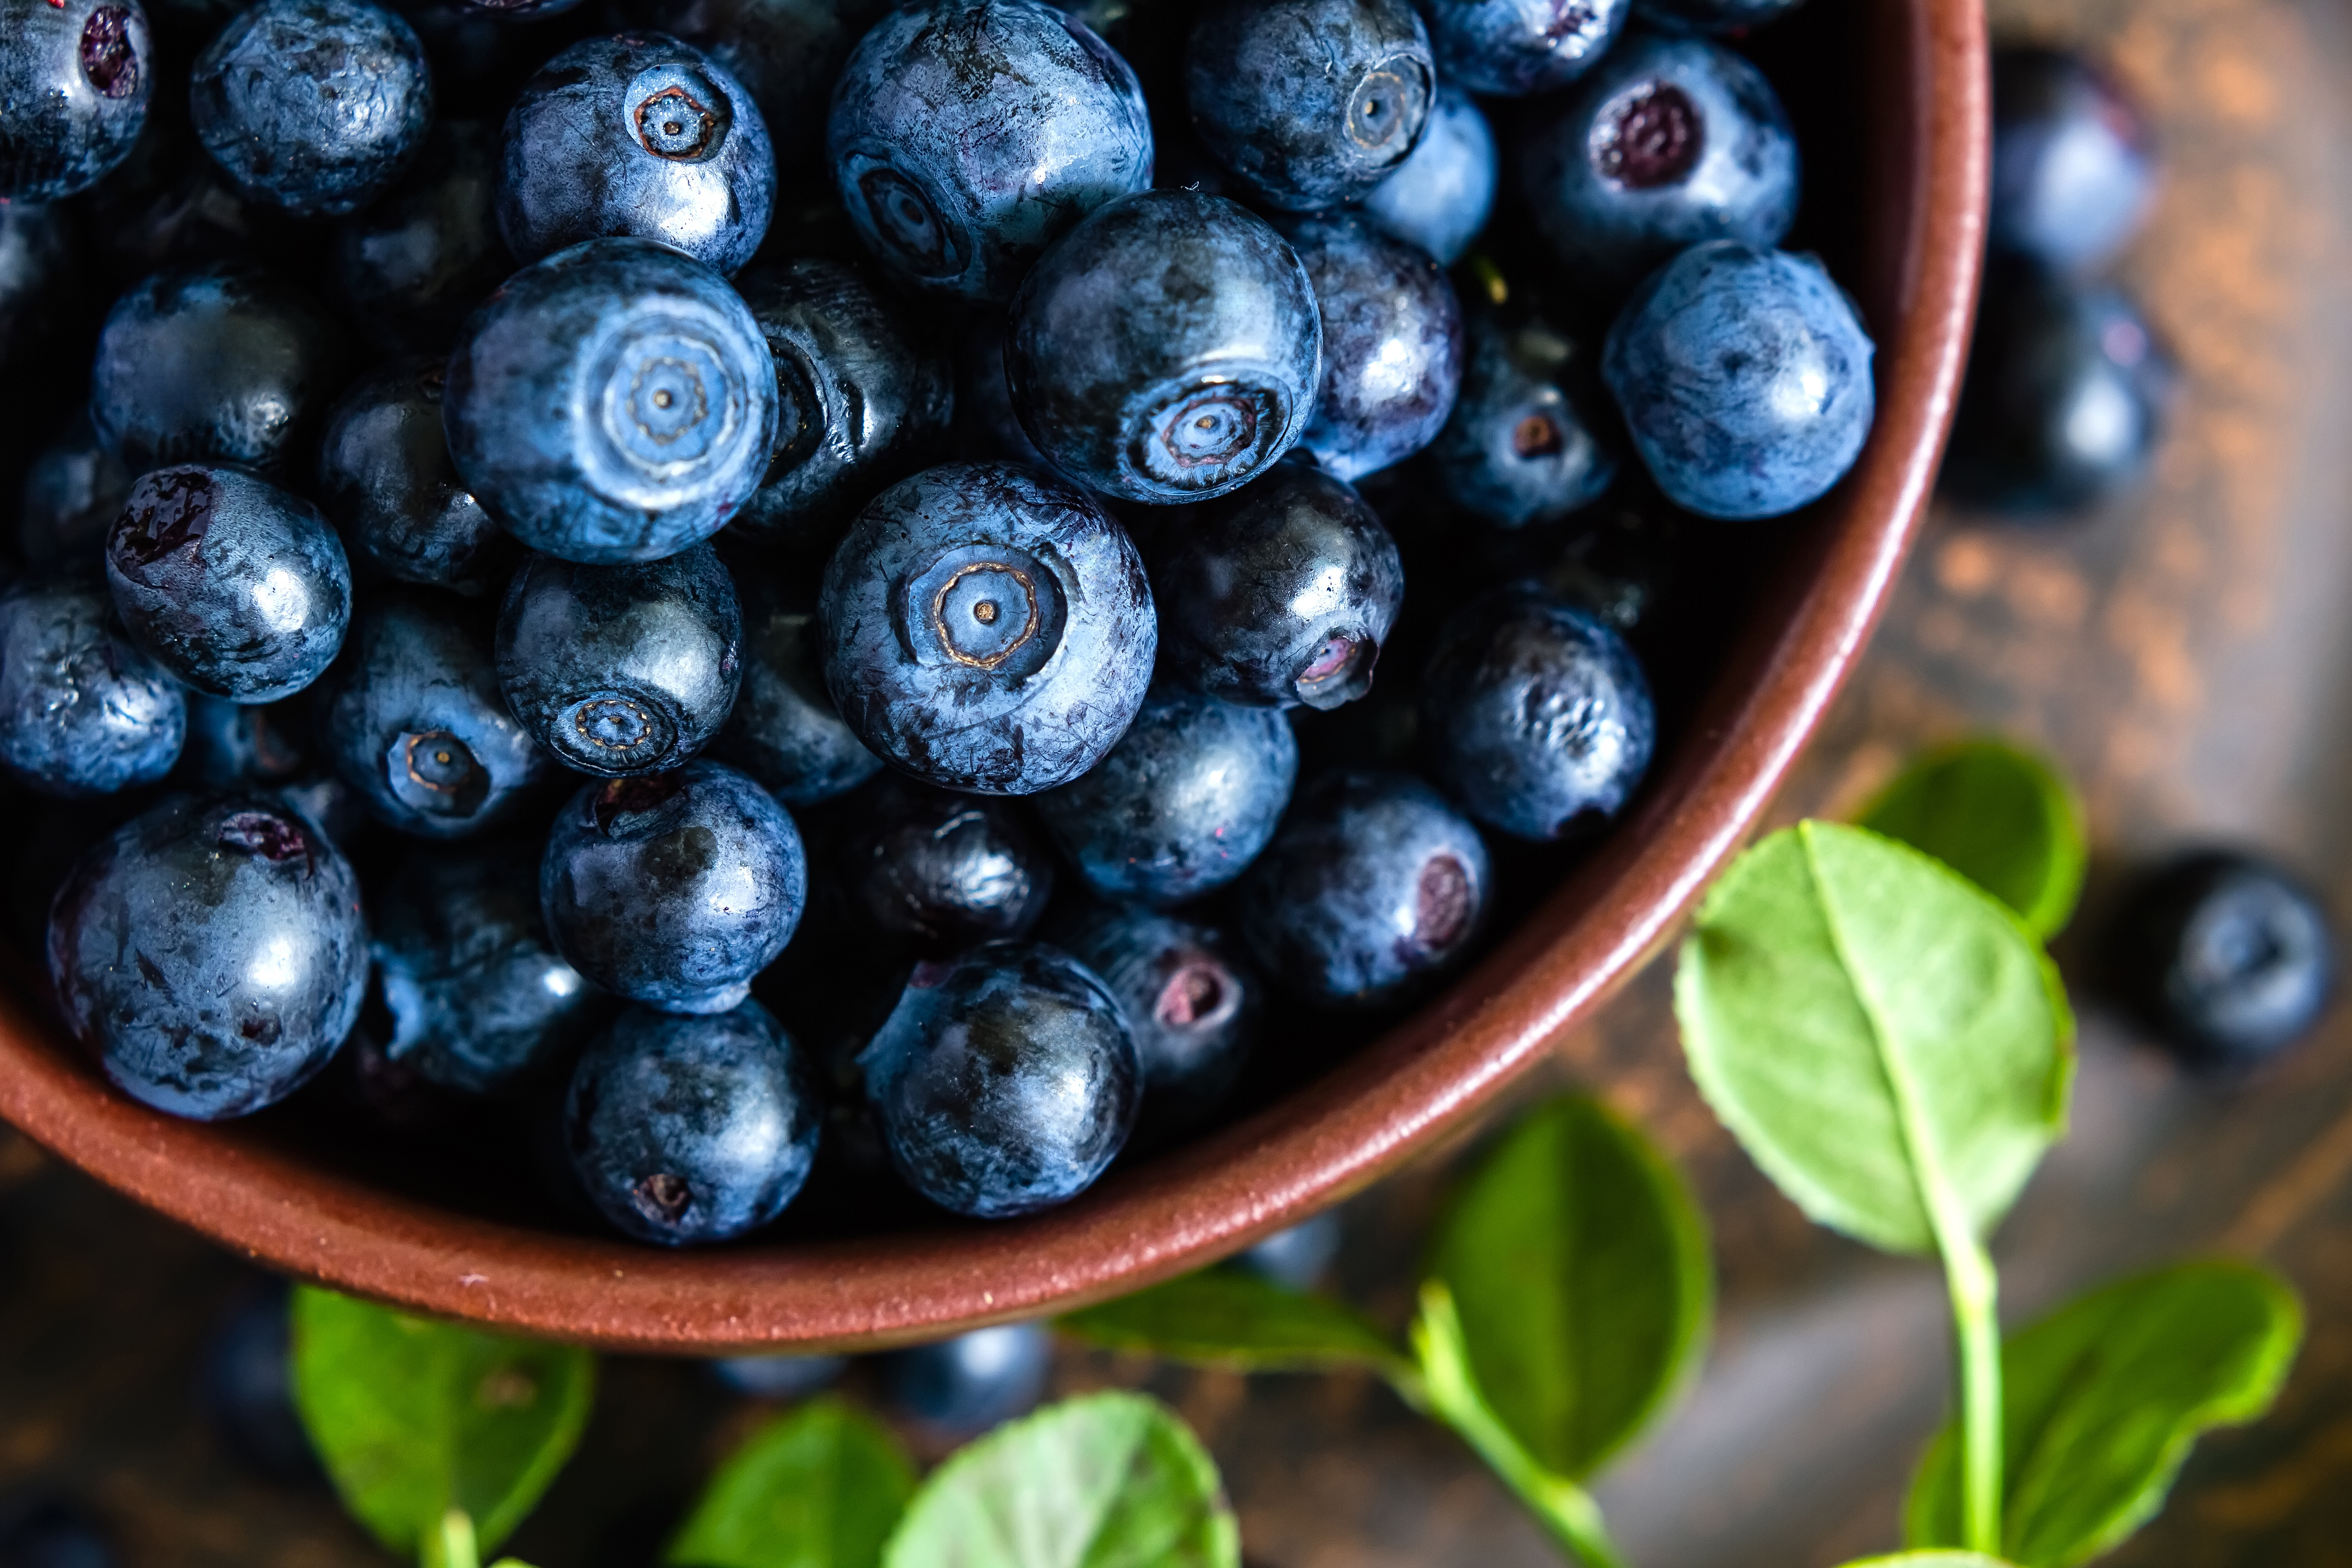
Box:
[0,0,1988,1352]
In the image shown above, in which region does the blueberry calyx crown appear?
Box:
[216,809,312,870]
[1413,853,1474,951]
[1132,378,1288,495]
[903,542,1067,680]
[81,7,141,100]
[1593,83,1704,190]
[633,1171,693,1223]
[1155,957,1238,1031]
[113,470,216,573]
[633,75,725,162]
[558,692,675,772]
[1347,56,1431,161]
[388,730,489,818]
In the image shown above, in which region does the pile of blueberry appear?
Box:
[0,0,1872,1247]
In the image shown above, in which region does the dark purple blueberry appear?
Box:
[1424,301,1619,529]
[330,119,510,356]
[1419,0,1628,96]
[0,0,152,201]
[47,792,368,1119]
[713,574,882,807]
[1360,84,1496,266]
[877,1323,1052,1438]
[0,580,185,798]
[837,777,1055,952]
[1991,48,2156,274]
[859,940,1139,1217]
[1063,907,1258,1140]
[1282,211,1462,482]
[2104,851,2334,1072]
[317,356,514,595]
[18,416,132,574]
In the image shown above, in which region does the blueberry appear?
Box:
[1496,497,1685,642]
[499,32,773,275]
[1419,0,1628,96]
[837,777,1055,951]
[317,356,515,594]
[820,461,1156,795]
[313,587,553,838]
[176,693,309,790]
[829,0,1152,301]
[18,416,132,574]
[1006,190,1323,504]
[876,1323,1052,1437]
[0,201,80,368]
[1419,588,1654,840]
[1360,85,1496,267]
[497,545,742,777]
[2105,851,2335,1071]
[1632,0,1804,34]
[1238,769,1489,1007]
[199,1287,322,1485]
[671,0,894,180]
[1942,261,2171,516]
[191,0,433,219]
[106,465,352,703]
[952,311,1054,469]
[373,843,607,1095]
[0,1501,115,1568]
[47,792,368,1119]
[444,238,779,565]
[1516,32,1799,292]
[714,574,882,807]
[564,999,822,1244]
[1283,211,1463,482]
[1151,463,1403,712]
[89,263,347,476]
[731,257,955,551]
[542,762,807,1014]
[0,580,185,797]
[859,940,1138,1217]
[1991,49,2156,274]
[330,119,509,355]
[1062,907,1258,1138]
[0,0,152,201]
[1232,1211,1339,1290]
[1034,686,1297,906]
[1425,302,1620,528]
[1602,240,1875,519]
[1185,0,1433,212]
[710,1353,849,1400]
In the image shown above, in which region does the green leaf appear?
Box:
[1058,1269,1414,1383]
[881,1392,1240,1568]
[1857,739,2086,938]
[1425,1095,1712,1480]
[1905,1260,2304,1567]
[1836,1555,2018,1567]
[667,1398,916,1568]
[1673,821,2075,1256]
[290,1288,596,1559]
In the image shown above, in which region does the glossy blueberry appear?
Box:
[317,356,513,594]
[877,1324,1052,1438]
[542,762,807,1014]
[564,999,821,1244]
[711,1353,848,1400]
[828,0,1152,301]
[820,461,1156,795]
[313,588,553,838]
[445,238,778,565]
[1602,241,1875,519]
[1284,212,1463,482]
[1186,0,1433,212]
[500,32,773,275]
[1633,0,1805,34]
[1035,687,1297,906]
[0,1501,116,1568]
[2104,850,2335,1071]
[1426,303,1620,528]
[715,575,881,806]
[18,416,132,574]
[497,545,741,777]
[1063,907,1258,1137]
[1152,463,1402,712]
[1233,1211,1340,1289]
[191,0,433,219]
[1991,49,2156,274]
[732,257,955,550]
[860,940,1138,1217]
[106,465,352,703]
[1238,769,1489,1007]
[176,692,308,789]
[47,792,368,1119]
[89,264,346,476]
[0,201,79,368]
[838,777,1054,951]
[0,581,185,798]
[373,843,606,1095]
[1361,85,1496,267]
[1943,263,2170,515]
[0,0,151,201]
[1420,588,1654,840]
[672,0,894,176]
[1006,190,1323,504]
[1420,0,1627,95]
[331,119,509,355]
[1517,32,1798,291]
[199,1288,320,1484]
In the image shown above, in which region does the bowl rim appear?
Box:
[0,0,1988,1353]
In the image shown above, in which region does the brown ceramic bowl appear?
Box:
[0,0,1986,1351]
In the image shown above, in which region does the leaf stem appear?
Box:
[427,1511,479,1568]
[1941,1227,2003,1556]
[1406,1284,1632,1568]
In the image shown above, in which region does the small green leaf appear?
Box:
[1674,822,2075,1256]
[1425,1095,1711,1480]
[1058,1269,1413,1382]
[290,1288,596,1559]
[1857,739,2086,938]
[667,1397,916,1568]
[881,1392,1240,1568]
[1905,1260,2303,1567]
[1836,1555,2017,1567]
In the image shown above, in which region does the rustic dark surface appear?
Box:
[7,0,2352,1563]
